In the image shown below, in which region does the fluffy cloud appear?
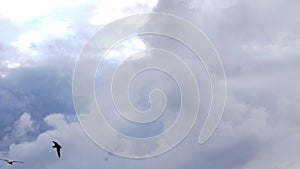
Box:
[2,92,300,169]
[0,112,38,151]
[11,112,38,138]
[0,56,75,144]
[0,0,87,22]
[0,0,300,169]
[150,0,300,168]
[91,0,158,26]
[1,113,111,169]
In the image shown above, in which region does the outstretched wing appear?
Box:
[12,161,24,164]
[0,159,9,162]
[57,147,61,158]
[52,141,62,158]
[52,141,62,148]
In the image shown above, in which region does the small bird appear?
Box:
[0,158,24,165]
[52,141,62,158]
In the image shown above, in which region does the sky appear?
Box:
[0,0,300,168]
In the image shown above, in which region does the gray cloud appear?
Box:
[0,0,300,168]
[150,0,300,168]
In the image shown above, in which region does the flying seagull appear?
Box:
[0,159,24,165]
[52,141,62,158]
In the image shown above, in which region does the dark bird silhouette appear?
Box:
[52,141,62,158]
[0,159,24,165]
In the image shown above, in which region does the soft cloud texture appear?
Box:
[2,113,110,169]
[0,0,300,169]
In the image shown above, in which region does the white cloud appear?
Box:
[11,31,43,51]
[1,96,300,169]
[91,0,158,26]
[0,112,39,152]
[4,113,111,169]
[0,0,87,22]
[41,17,70,35]
[105,37,146,61]
[1,0,300,168]
[0,0,58,22]
[44,114,68,129]
[11,112,38,138]
[10,18,70,53]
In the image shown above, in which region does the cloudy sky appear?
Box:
[1,0,300,168]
